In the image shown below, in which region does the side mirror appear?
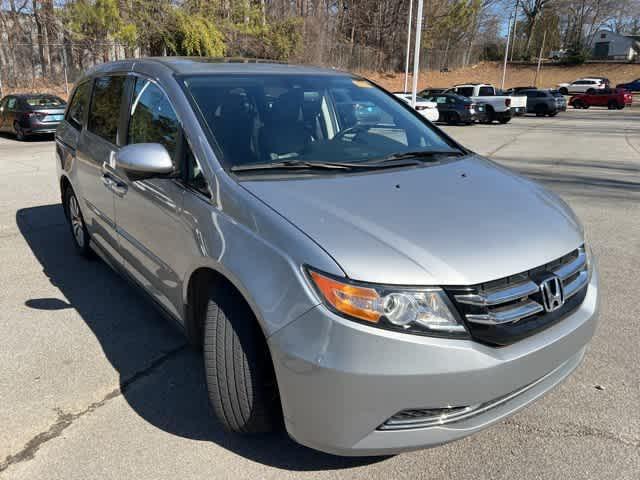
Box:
[116,143,174,180]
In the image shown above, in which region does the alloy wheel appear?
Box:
[69,194,85,249]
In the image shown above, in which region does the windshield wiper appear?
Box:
[230,159,421,173]
[366,150,465,164]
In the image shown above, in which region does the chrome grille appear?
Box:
[445,246,590,346]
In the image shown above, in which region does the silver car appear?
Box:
[55,58,599,456]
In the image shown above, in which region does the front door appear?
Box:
[114,76,186,318]
[75,75,127,263]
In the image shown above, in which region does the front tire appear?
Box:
[64,187,92,258]
[203,284,281,433]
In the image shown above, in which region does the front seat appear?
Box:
[212,92,258,165]
[260,89,312,159]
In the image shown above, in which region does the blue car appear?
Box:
[616,78,640,92]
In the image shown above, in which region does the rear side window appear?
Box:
[456,87,474,97]
[66,82,91,130]
[88,76,126,144]
[26,96,65,108]
[6,97,17,110]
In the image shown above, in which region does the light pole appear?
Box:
[411,0,424,107]
[510,0,519,62]
[501,10,513,91]
[404,0,413,93]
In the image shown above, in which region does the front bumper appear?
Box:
[269,266,598,456]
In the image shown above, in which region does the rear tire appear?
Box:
[481,107,494,124]
[14,122,26,141]
[447,112,460,125]
[535,104,547,117]
[572,100,584,109]
[607,100,618,110]
[64,187,93,258]
[586,88,595,94]
[548,111,558,117]
[203,284,281,433]
[617,105,625,110]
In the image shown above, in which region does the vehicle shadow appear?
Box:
[0,131,54,142]
[16,203,388,471]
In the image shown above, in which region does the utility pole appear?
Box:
[501,11,513,90]
[534,30,547,87]
[61,46,69,97]
[411,0,424,107]
[404,0,413,93]
[510,0,519,62]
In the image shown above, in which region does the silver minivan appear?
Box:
[55,58,599,456]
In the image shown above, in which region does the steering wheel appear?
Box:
[333,124,374,142]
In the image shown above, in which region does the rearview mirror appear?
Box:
[116,143,174,180]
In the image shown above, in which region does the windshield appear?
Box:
[183,74,460,170]
[25,96,65,108]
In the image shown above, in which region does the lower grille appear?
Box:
[445,246,590,346]
[378,355,576,431]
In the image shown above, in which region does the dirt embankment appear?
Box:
[362,61,640,91]
[3,61,639,99]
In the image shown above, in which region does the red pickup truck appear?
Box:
[570,88,633,110]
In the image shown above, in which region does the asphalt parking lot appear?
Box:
[0,108,638,479]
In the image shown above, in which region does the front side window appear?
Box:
[88,75,126,144]
[128,78,180,161]
[66,82,91,130]
[184,74,460,171]
[478,86,494,96]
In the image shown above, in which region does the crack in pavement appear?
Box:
[503,419,640,448]
[485,117,564,158]
[624,129,640,161]
[0,343,188,474]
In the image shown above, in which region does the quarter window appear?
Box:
[88,76,125,144]
[128,78,180,161]
[66,82,91,130]
[185,145,210,198]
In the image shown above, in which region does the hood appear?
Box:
[242,155,584,286]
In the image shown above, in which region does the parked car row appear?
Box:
[2,74,637,141]
[393,74,637,125]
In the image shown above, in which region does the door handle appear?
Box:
[101,175,115,188]
[102,173,128,197]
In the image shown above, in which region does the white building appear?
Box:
[590,30,640,61]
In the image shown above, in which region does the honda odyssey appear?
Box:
[55,58,599,456]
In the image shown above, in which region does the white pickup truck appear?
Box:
[447,84,527,123]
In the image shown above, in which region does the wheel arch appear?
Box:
[183,263,267,348]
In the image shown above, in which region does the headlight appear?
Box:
[307,268,467,337]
